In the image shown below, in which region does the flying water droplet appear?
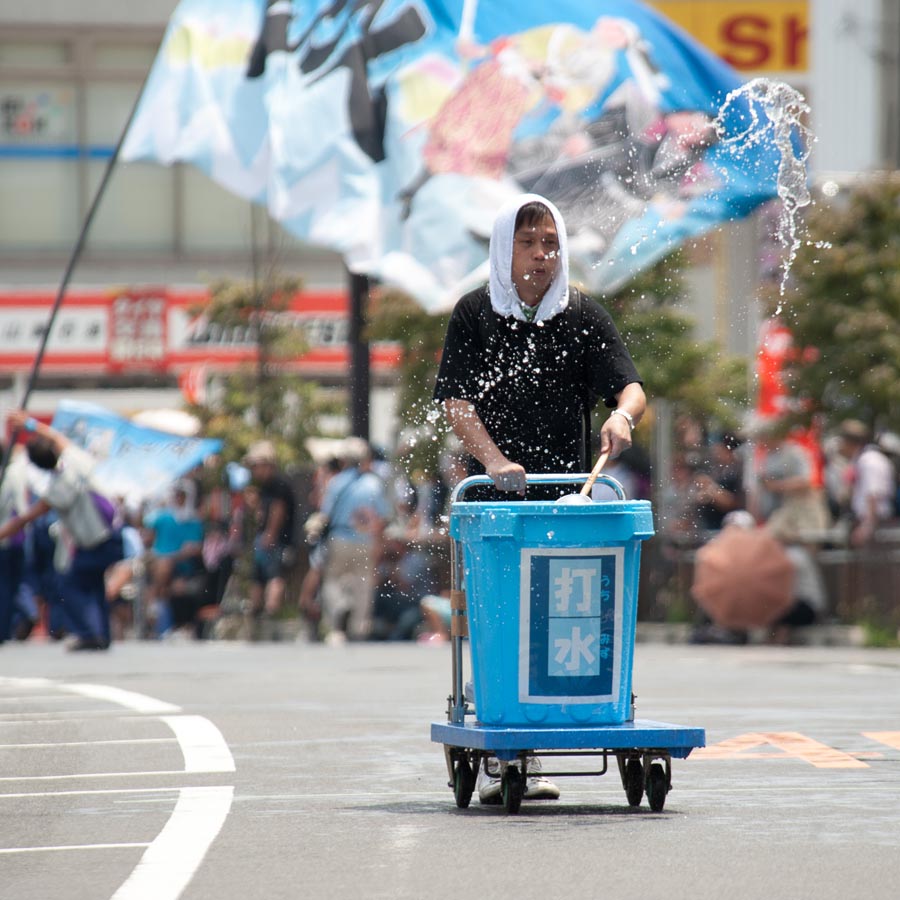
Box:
[716,77,813,294]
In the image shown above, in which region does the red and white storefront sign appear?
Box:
[0,288,401,377]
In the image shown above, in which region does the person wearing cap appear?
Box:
[432,194,645,804]
[837,420,895,546]
[433,193,645,498]
[316,437,390,644]
[244,440,297,630]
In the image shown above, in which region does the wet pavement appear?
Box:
[0,640,898,899]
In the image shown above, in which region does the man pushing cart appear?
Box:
[431,194,703,812]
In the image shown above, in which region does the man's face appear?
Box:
[510,214,560,305]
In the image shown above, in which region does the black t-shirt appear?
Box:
[433,286,641,474]
[259,473,296,546]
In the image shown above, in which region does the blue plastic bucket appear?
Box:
[451,498,654,726]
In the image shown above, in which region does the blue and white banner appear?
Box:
[50,401,222,504]
[520,547,623,704]
[123,0,787,309]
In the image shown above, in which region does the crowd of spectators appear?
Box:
[0,429,464,649]
[653,415,900,643]
[3,411,898,651]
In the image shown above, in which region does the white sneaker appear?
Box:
[524,757,560,801]
[477,757,560,804]
[477,758,503,805]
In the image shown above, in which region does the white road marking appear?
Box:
[0,842,150,855]
[0,770,223,782]
[161,716,235,774]
[0,739,175,750]
[0,711,168,722]
[0,677,53,689]
[110,786,234,900]
[0,788,181,800]
[0,677,236,900]
[62,684,181,714]
[0,695,78,704]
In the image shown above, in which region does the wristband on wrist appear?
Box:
[611,408,635,431]
[24,417,38,433]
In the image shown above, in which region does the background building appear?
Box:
[0,0,894,444]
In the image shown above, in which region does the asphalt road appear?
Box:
[1,639,898,900]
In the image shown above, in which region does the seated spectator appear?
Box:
[143,482,205,638]
[694,433,745,532]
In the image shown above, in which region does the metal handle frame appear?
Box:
[451,472,627,504]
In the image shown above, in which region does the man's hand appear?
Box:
[486,459,527,495]
[600,413,633,459]
[7,410,30,432]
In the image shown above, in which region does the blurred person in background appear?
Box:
[754,428,830,544]
[0,442,29,645]
[693,432,745,533]
[297,454,343,640]
[317,437,389,644]
[837,420,896,546]
[0,412,124,651]
[142,481,205,638]
[876,432,900,519]
[244,440,297,634]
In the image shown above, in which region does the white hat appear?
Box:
[877,431,900,457]
[340,436,370,464]
[243,440,277,465]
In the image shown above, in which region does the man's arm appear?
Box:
[598,382,647,459]
[0,498,52,543]
[443,399,526,494]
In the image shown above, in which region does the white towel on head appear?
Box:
[488,193,570,323]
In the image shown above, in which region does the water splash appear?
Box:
[715,77,813,295]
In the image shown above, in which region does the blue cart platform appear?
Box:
[431,474,705,814]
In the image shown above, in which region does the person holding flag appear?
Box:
[0,412,124,651]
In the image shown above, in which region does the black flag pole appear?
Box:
[347,269,371,441]
[0,68,153,494]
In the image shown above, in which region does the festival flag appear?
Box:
[50,401,222,504]
[122,0,793,310]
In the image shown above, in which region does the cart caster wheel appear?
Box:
[453,757,476,809]
[501,766,524,814]
[647,762,668,812]
[624,758,644,807]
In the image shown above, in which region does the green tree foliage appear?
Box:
[775,176,900,434]
[367,288,450,474]
[184,275,329,467]
[601,254,748,430]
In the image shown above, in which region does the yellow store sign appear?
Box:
[648,1,808,73]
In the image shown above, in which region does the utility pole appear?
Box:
[881,0,900,166]
[348,271,370,441]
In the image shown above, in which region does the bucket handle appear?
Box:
[451,472,627,504]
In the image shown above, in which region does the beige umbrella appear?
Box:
[691,526,795,629]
